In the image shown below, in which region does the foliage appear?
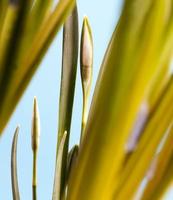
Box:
[1,0,173,200]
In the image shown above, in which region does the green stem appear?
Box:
[32,185,37,200]
[80,92,88,145]
[32,151,38,200]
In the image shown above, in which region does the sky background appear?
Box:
[0,0,173,199]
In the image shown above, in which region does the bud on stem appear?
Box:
[31,97,40,153]
[80,16,93,144]
[31,97,40,200]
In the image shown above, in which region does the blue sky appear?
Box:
[0,0,172,199]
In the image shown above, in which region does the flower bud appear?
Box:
[80,16,93,95]
[31,97,40,152]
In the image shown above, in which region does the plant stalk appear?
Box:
[80,93,88,144]
[32,151,38,200]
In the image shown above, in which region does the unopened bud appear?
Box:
[80,16,93,95]
[31,97,40,152]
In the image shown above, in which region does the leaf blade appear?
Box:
[0,0,76,135]
[53,132,67,200]
[67,1,173,200]
[11,126,20,200]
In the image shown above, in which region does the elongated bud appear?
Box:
[80,16,93,96]
[80,16,93,144]
[31,97,40,152]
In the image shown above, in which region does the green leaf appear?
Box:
[26,0,52,40]
[67,1,173,200]
[57,4,79,148]
[17,0,53,62]
[11,126,20,200]
[0,0,76,135]
[56,4,78,198]
[0,0,31,85]
[66,145,78,184]
[0,0,32,129]
[0,1,29,82]
[53,131,67,200]
[149,157,173,200]
[126,66,170,154]
[140,124,173,200]
[113,77,173,199]
[0,0,8,32]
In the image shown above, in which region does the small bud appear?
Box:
[31,97,40,152]
[80,16,93,95]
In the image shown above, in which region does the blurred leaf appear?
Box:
[67,1,173,200]
[113,77,173,199]
[0,1,27,82]
[147,61,170,110]
[26,0,52,41]
[126,68,171,154]
[11,126,20,200]
[140,124,173,200]
[0,0,76,135]
[0,0,31,84]
[150,157,173,200]
[0,0,32,129]
[0,0,8,31]
[17,0,53,62]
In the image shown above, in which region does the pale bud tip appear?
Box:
[33,96,37,107]
[33,97,39,118]
[64,131,67,137]
[15,125,20,135]
[83,15,88,22]
[16,125,20,130]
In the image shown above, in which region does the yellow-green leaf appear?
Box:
[67,1,173,200]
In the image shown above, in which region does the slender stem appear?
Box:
[32,151,37,200]
[32,185,37,200]
[80,92,88,145]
